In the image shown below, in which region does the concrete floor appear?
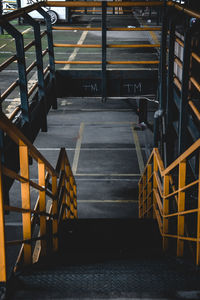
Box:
[33,97,155,219]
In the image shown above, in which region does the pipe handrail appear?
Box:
[0,115,77,283]
[139,140,200,265]
[44,1,164,8]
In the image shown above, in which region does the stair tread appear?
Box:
[11,256,200,299]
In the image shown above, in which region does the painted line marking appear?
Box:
[77,200,138,203]
[131,126,144,174]
[0,43,7,49]
[30,177,139,181]
[1,27,32,50]
[76,178,139,181]
[84,121,136,125]
[149,31,159,45]
[59,109,137,112]
[22,28,32,35]
[5,222,22,226]
[63,25,89,70]
[37,147,147,151]
[75,173,140,177]
[72,122,84,174]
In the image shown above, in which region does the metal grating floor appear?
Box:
[11,257,200,299]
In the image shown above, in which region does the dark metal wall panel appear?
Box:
[55,70,158,98]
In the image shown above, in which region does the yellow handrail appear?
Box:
[139,141,200,265]
[0,113,77,284]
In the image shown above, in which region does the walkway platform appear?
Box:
[33,97,155,218]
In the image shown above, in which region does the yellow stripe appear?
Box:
[131,126,144,174]
[77,200,138,203]
[150,31,159,45]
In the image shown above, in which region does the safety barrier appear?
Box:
[0,113,77,283]
[154,0,200,174]
[172,35,200,123]
[139,140,200,265]
[0,6,57,128]
[50,1,161,67]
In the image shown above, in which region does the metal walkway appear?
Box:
[9,219,200,300]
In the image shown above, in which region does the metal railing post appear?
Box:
[163,174,169,251]
[159,0,167,111]
[166,18,175,128]
[61,160,67,220]
[177,160,186,257]
[66,164,71,218]
[73,182,78,218]
[37,7,57,109]
[147,164,152,218]
[23,13,48,132]
[0,159,6,284]
[19,143,32,265]
[153,152,158,219]
[38,160,47,255]
[142,172,147,217]
[2,21,30,124]
[197,151,200,265]
[69,174,75,219]
[102,1,107,102]
[52,175,58,251]
[178,18,192,155]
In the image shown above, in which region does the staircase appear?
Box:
[8,219,200,300]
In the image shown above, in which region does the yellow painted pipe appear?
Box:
[52,26,161,31]
[53,43,160,48]
[45,1,164,8]
[54,60,159,64]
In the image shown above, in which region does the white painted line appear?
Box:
[37,148,147,151]
[77,200,138,203]
[63,25,89,70]
[6,97,20,117]
[72,122,84,174]
[6,222,22,226]
[22,28,32,35]
[75,174,140,177]
[0,44,6,49]
[84,121,135,125]
[76,178,139,181]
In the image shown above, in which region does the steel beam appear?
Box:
[178,18,192,155]
[159,0,168,111]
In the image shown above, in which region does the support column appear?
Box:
[102,1,107,102]
[2,21,29,124]
[159,0,168,111]
[37,8,57,109]
[23,14,47,132]
[178,18,192,155]
[0,159,6,283]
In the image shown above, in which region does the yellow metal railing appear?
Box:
[0,113,77,283]
[139,140,200,265]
